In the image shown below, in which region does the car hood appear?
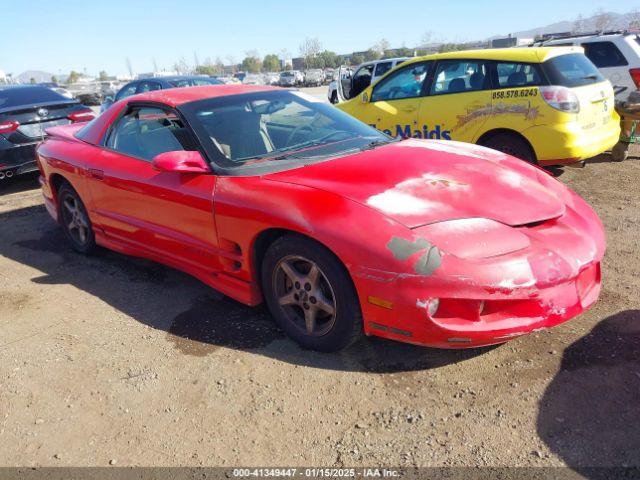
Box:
[266,139,566,229]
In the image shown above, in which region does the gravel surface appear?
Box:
[0,147,638,474]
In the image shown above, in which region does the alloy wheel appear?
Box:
[273,255,337,336]
[61,194,89,246]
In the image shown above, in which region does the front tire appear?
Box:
[480,133,536,164]
[261,235,362,352]
[58,183,97,254]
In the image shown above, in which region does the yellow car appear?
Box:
[336,47,620,165]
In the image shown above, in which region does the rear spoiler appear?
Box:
[45,123,85,141]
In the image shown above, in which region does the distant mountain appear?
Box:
[492,11,633,40]
[16,70,56,83]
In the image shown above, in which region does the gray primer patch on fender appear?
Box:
[387,237,431,261]
[414,247,442,276]
[387,236,442,276]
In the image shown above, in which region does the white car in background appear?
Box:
[537,30,640,99]
[279,71,297,87]
[242,74,266,85]
[304,69,325,86]
[327,57,409,104]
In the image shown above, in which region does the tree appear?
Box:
[389,46,414,58]
[174,56,190,75]
[195,64,216,75]
[263,54,281,72]
[225,55,236,72]
[594,8,612,32]
[628,9,640,30]
[29,77,36,84]
[573,14,586,33]
[241,51,262,73]
[214,57,225,75]
[98,70,109,81]
[363,49,381,62]
[318,50,339,69]
[67,70,81,84]
[50,75,58,84]
[350,54,365,66]
[420,30,434,47]
[299,37,322,68]
[373,38,391,56]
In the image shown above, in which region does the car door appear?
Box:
[85,103,222,272]
[354,61,431,137]
[417,59,492,141]
[348,64,374,100]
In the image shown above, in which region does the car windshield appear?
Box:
[0,86,70,109]
[542,53,605,87]
[180,90,393,174]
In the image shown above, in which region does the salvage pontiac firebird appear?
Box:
[36,85,605,352]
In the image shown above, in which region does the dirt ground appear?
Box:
[0,145,638,475]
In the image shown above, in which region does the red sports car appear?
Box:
[36,85,605,352]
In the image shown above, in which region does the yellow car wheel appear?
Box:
[480,133,536,164]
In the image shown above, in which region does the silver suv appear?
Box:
[537,30,640,99]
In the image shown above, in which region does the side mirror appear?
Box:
[152,151,209,174]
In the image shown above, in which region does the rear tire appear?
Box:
[480,133,536,164]
[58,183,97,255]
[261,235,362,352]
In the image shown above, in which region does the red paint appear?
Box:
[36,86,606,349]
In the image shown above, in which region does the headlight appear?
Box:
[413,218,530,260]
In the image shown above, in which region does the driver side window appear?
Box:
[105,106,196,161]
[371,62,431,102]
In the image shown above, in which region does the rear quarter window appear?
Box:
[582,41,628,68]
[495,62,544,88]
[542,53,605,87]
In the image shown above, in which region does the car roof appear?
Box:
[126,84,281,107]
[400,47,583,66]
[361,57,409,66]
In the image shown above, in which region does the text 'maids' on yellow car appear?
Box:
[335,47,620,166]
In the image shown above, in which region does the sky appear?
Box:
[1,0,637,77]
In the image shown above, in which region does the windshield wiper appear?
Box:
[581,74,598,80]
[358,139,392,151]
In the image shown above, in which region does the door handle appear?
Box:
[400,106,416,112]
[88,168,104,180]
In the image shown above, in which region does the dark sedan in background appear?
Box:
[0,85,95,180]
[100,75,223,112]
